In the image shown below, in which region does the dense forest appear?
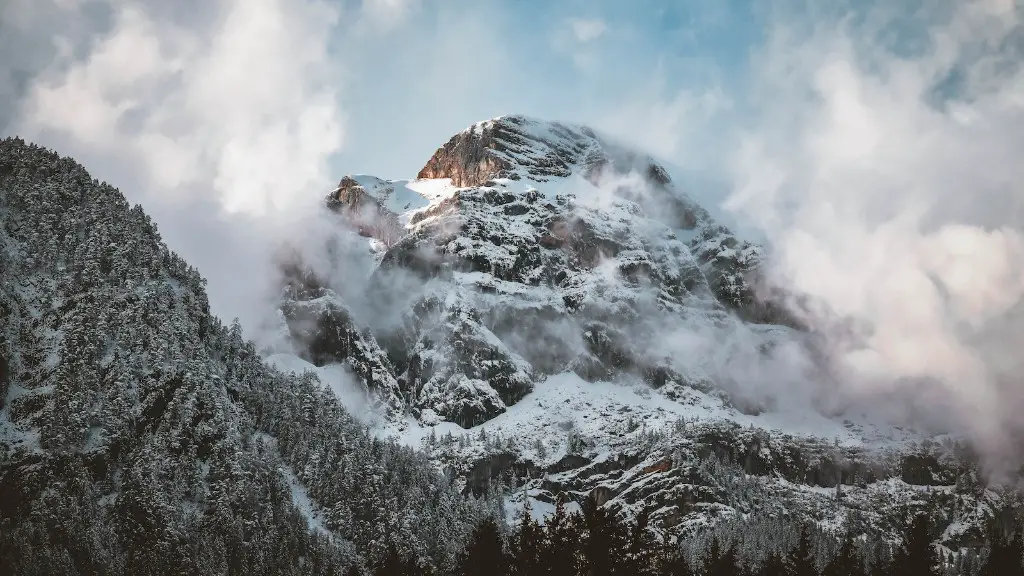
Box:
[440,499,1023,576]
[0,138,494,574]
[1,138,1022,575]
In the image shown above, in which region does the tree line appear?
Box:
[436,498,1024,576]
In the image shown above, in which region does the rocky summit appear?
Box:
[270,115,1014,549]
[279,115,792,426]
[1,120,1019,576]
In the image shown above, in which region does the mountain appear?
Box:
[273,115,1017,552]
[278,115,792,426]
[0,116,1018,575]
[0,138,493,575]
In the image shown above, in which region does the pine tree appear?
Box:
[539,499,580,576]
[979,525,1024,576]
[625,507,657,576]
[708,540,743,576]
[892,514,939,576]
[786,526,816,576]
[757,552,787,576]
[824,531,862,576]
[373,545,406,576]
[702,537,723,576]
[456,516,509,576]
[510,500,543,576]
[657,534,693,576]
[580,496,627,576]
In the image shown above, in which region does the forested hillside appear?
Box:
[451,498,1023,576]
[1,138,1021,575]
[0,138,493,575]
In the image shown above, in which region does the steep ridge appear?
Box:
[281,115,793,427]
[275,115,1015,549]
[0,138,490,575]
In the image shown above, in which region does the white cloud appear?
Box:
[723,0,1024,463]
[568,17,608,43]
[596,82,729,162]
[3,0,352,331]
[19,0,344,218]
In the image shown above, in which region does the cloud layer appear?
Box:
[15,0,344,217]
[3,0,1024,468]
[724,0,1024,465]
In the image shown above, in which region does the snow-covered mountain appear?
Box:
[270,115,1014,550]
[0,138,493,574]
[277,115,794,423]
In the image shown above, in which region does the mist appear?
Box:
[723,0,1024,468]
[3,0,1024,471]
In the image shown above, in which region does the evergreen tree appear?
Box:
[707,540,743,576]
[979,525,1024,576]
[510,499,543,576]
[539,499,580,576]
[824,531,862,576]
[373,546,406,576]
[756,553,786,576]
[867,555,890,576]
[786,526,816,576]
[456,516,509,576]
[580,497,627,576]
[892,514,939,576]
[625,508,657,576]
[657,535,693,576]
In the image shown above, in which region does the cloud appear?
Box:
[17,0,344,218]
[568,17,608,43]
[1,0,354,334]
[722,0,1024,466]
[360,0,419,30]
[5,0,1024,469]
[595,79,729,163]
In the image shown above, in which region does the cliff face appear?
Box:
[267,115,1012,549]
[417,115,674,190]
[417,123,513,186]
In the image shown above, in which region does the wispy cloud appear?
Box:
[17,0,344,217]
[4,0,1024,467]
[723,0,1024,465]
[568,17,608,43]
[360,0,419,30]
[2,0,359,330]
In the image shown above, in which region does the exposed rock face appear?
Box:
[417,125,512,186]
[417,115,679,191]
[281,115,798,427]
[268,115,1019,546]
[276,256,405,415]
[327,176,404,247]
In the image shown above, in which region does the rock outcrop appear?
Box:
[267,116,1019,546]
[280,115,800,427]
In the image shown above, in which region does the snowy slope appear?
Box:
[274,115,1003,546]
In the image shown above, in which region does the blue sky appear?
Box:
[329,0,764,178]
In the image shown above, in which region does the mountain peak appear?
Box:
[416,115,672,189]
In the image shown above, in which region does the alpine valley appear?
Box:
[1,116,1022,576]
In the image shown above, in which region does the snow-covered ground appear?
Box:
[281,465,335,540]
[378,371,920,458]
[344,175,458,225]
[266,353,384,425]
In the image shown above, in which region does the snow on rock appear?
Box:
[273,115,1002,544]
